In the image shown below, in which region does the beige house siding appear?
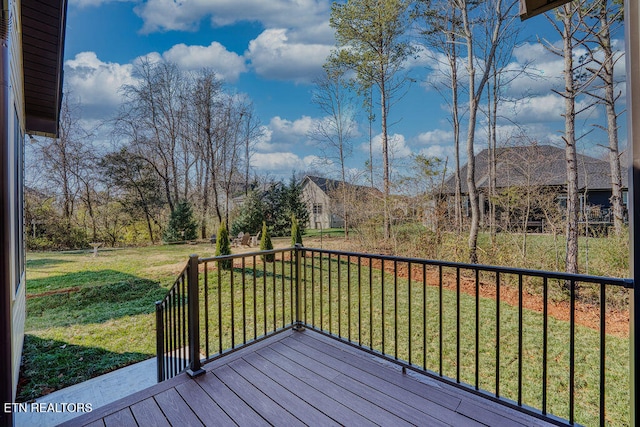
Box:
[302,179,344,229]
[8,0,27,402]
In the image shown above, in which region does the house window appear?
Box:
[313,203,323,215]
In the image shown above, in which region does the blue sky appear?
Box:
[62,0,628,182]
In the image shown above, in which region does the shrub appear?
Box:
[260,222,275,262]
[291,215,303,247]
[215,221,232,269]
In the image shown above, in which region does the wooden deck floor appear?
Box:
[60,329,555,426]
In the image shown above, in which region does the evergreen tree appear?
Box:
[215,221,232,269]
[163,200,198,242]
[231,189,265,236]
[260,221,275,262]
[291,215,303,247]
[284,175,309,233]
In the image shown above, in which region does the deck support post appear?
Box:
[186,254,205,377]
[293,245,305,331]
[625,1,639,424]
[155,301,165,382]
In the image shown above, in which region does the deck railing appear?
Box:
[156,245,633,426]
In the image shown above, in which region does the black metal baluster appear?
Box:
[217,266,222,355]
[496,271,501,397]
[242,257,246,345]
[348,256,352,342]
[320,252,324,331]
[382,258,386,355]
[281,255,286,328]
[312,251,316,328]
[369,257,373,350]
[569,279,575,425]
[456,267,460,383]
[338,254,342,337]
[329,254,333,334]
[394,259,398,360]
[358,255,362,345]
[542,277,548,415]
[518,274,523,406]
[408,262,412,366]
[204,262,209,358]
[231,264,235,349]
[600,282,606,427]
[272,256,276,331]
[423,263,427,371]
[475,268,479,390]
[438,265,443,377]
[263,257,267,336]
[253,256,257,341]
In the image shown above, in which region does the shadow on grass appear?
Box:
[17,335,153,403]
[27,274,169,328]
[27,269,153,294]
[26,258,72,269]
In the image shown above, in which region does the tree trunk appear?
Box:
[598,0,624,234]
[563,8,579,275]
[380,76,391,240]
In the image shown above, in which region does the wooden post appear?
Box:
[186,254,205,377]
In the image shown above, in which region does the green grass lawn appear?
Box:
[21,242,630,426]
[20,243,220,402]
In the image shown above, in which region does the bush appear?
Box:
[215,221,232,269]
[260,222,275,262]
[291,215,303,247]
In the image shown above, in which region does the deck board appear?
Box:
[129,398,170,427]
[62,328,557,427]
[271,338,475,427]
[173,380,235,426]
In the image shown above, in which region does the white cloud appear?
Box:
[361,133,412,161]
[246,29,331,83]
[417,129,454,146]
[252,152,318,172]
[134,0,331,39]
[162,42,246,82]
[254,115,317,152]
[500,94,598,125]
[64,52,135,119]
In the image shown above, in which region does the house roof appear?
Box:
[302,175,383,196]
[442,145,627,194]
[21,0,68,137]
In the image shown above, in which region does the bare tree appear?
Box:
[578,0,625,235]
[31,95,93,230]
[329,0,416,239]
[457,0,519,263]
[544,0,597,274]
[309,65,357,237]
[414,0,465,232]
[117,59,190,213]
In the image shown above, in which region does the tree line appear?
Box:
[25,60,299,250]
[25,0,625,277]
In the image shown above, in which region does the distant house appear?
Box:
[441,145,628,229]
[301,176,382,230]
[1,1,67,425]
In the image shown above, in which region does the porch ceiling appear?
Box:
[21,0,67,138]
